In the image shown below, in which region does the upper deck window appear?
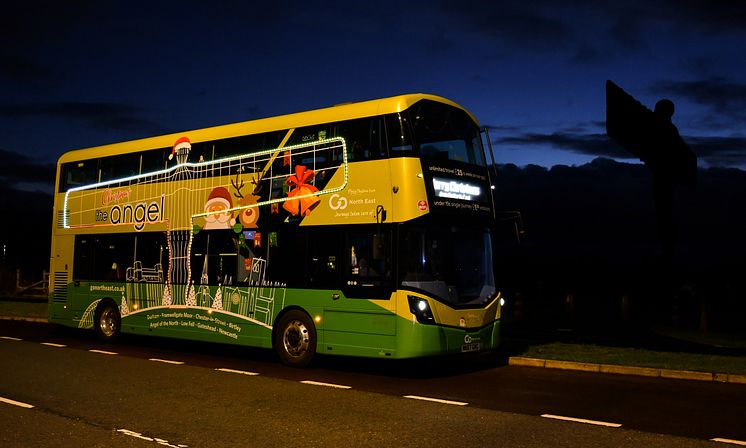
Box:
[59,159,98,192]
[408,100,486,166]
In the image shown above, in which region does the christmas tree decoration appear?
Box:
[120,292,130,316]
[162,285,172,306]
[212,286,223,310]
[186,281,196,307]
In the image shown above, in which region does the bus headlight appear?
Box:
[407,296,435,324]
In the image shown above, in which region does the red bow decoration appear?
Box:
[283,165,320,216]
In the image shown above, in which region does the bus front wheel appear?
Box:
[93,300,121,342]
[274,310,316,367]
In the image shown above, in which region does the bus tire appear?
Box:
[93,299,121,342]
[274,310,316,367]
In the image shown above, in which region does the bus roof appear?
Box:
[57,93,477,164]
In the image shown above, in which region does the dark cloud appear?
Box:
[438,0,574,51]
[652,78,746,124]
[0,102,167,134]
[496,132,631,159]
[686,136,746,168]
[0,149,55,185]
[483,124,524,133]
[655,0,746,34]
[495,129,746,169]
[437,0,746,64]
[0,1,99,45]
[0,51,55,85]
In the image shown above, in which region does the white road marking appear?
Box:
[89,349,118,355]
[1,336,23,341]
[40,342,67,348]
[117,429,188,447]
[712,438,746,446]
[300,380,352,389]
[403,395,469,406]
[148,358,185,365]
[541,414,622,428]
[0,396,34,409]
[215,368,260,376]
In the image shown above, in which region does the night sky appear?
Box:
[2,0,746,193]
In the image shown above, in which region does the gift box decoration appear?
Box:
[283,165,320,216]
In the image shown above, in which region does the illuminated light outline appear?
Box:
[63,137,348,229]
[64,137,346,311]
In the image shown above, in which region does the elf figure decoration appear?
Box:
[283,165,320,216]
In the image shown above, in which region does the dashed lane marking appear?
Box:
[541,414,622,428]
[0,396,34,409]
[215,368,260,376]
[40,342,67,348]
[300,380,352,389]
[1,336,23,341]
[403,395,469,406]
[117,429,188,447]
[712,438,746,446]
[89,349,118,355]
[148,358,185,365]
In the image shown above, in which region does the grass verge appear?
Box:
[518,342,746,375]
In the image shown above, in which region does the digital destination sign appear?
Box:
[432,177,482,201]
[423,161,493,216]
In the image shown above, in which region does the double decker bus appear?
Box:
[49,93,502,366]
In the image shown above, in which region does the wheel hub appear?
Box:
[100,307,118,337]
[282,320,309,358]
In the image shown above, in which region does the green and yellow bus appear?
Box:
[49,93,502,366]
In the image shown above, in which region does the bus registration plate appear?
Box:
[460,342,481,353]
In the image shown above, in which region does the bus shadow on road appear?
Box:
[310,350,510,379]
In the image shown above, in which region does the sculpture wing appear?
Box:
[605,80,655,161]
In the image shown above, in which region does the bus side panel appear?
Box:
[120,308,274,349]
[321,307,397,357]
[48,233,75,323]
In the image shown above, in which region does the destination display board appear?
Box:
[421,159,493,216]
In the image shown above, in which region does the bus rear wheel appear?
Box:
[274,310,316,367]
[93,300,121,342]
